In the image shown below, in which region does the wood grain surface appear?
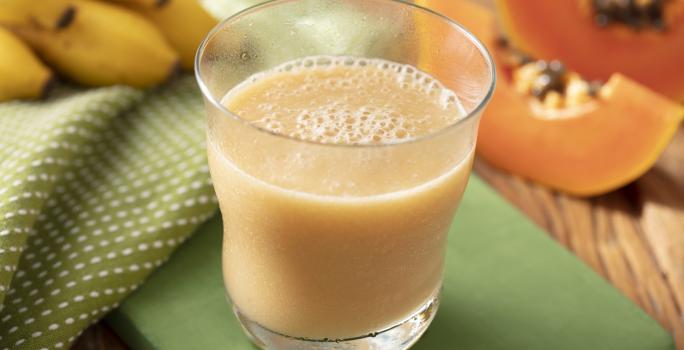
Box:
[72,128,684,349]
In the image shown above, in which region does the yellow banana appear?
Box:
[0,0,76,30]
[9,0,179,88]
[132,0,217,70]
[0,27,53,101]
[105,0,170,9]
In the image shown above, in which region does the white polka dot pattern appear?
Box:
[0,76,217,348]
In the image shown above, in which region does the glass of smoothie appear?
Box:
[195,0,494,349]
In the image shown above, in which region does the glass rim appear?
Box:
[194,0,496,149]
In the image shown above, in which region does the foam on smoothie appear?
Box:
[223,56,465,144]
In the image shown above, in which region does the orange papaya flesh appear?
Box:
[415,0,497,79]
[416,0,684,196]
[497,0,684,101]
[479,73,683,196]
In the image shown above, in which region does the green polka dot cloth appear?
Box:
[0,76,217,349]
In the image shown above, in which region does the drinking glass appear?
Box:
[195,1,495,349]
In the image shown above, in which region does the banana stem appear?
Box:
[0,0,77,31]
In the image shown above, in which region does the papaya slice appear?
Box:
[496,0,684,101]
[416,0,497,86]
[416,0,684,196]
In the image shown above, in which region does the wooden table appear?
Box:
[72,128,684,349]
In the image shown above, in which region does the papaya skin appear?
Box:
[417,0,684,197]
[497,0,684,101]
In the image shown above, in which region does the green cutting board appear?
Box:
[107,176,673,349]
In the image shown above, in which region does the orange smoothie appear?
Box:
[207,56,473,339]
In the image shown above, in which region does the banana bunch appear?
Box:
[0,0,217,102]
[0,27,54,101]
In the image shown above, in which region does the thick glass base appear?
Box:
[232,291,439,350]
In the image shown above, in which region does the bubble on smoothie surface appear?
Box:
[223,56,466,145]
